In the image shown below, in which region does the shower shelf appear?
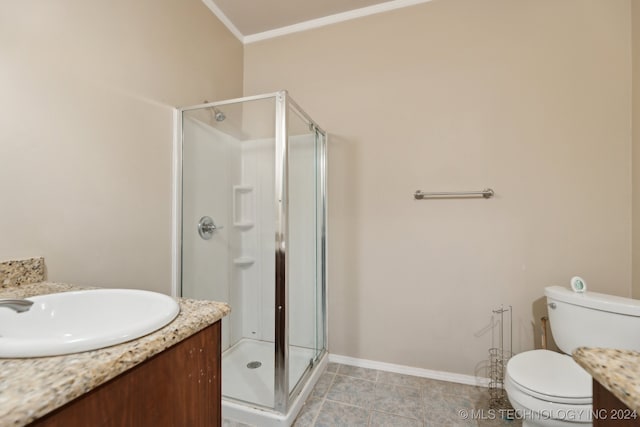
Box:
[233,185,254,230]
[233,221,254,230]
[233,257,255,267]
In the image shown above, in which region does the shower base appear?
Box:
[223,338,315,406]
[222,338,327,427]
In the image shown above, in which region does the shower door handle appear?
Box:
[198,216,223,240]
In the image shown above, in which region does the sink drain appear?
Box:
[247,361,262,369]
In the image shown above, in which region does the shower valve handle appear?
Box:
[198,216,223,240]
[201,223,223,233]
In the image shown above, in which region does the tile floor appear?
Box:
[224,362,522,427]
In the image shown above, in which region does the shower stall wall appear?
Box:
[173,91,327,426]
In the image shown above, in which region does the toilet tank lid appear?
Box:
[545,286,640,316]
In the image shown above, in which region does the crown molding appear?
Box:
[203,0,435,45]
[202,0,245,43]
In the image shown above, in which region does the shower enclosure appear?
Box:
[173,91,327,425]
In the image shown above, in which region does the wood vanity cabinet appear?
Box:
[593,379,640,427]
[31,322,221,427]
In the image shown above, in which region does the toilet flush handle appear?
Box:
[548,302,557,309]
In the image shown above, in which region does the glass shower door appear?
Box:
[181,95,278,410]
[181,104,243,354]
[287,102,326,395]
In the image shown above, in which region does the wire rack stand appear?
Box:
[488,305,513,410]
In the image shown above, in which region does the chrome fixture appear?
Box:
[246,361,262,369]
[213,107,226,122]
[488,305,513,410]
[197,216,222,240]
[0,298,34,313]
[414,188,495,199]
[203,100,226,122]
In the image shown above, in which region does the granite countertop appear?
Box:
[573,347,640,412]
[0,281,230,427]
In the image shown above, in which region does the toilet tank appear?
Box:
[544,286,640,354]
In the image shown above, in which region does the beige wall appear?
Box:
[1,0,633,379]
[245,0,632,375]
[0,0,243,292]
[633,0,640,298]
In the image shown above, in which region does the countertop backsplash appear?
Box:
[0,257,45,288]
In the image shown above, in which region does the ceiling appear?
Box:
[203,0,432,43]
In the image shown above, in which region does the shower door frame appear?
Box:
[172,91,328,415]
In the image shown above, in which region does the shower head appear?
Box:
[203,100,226,122]
[213,107,226,122]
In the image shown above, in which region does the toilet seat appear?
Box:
[506,375,593,425]
[506,350,592,404]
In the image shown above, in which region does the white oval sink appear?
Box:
[0,289,180,358]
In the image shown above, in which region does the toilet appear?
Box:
[505,286,640,427]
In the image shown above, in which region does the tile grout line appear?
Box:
[323,396,371,409]
[420,382,428,426]
[369,407,426,423]
[323,364,506,426]
[322,380,425,424]
[333,369,426,390]
[308,369,337,426]
[323,367,376,426]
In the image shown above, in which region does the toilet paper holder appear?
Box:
[488,305,513,410]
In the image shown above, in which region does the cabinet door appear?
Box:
[33,322,221,427]
[593,379,640,427]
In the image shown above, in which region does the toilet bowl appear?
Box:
[504,286,640,427]
[505,350,592,426]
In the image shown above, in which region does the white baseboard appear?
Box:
[328,353,490,388]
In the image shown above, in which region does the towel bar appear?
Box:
[414,188,494,199]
